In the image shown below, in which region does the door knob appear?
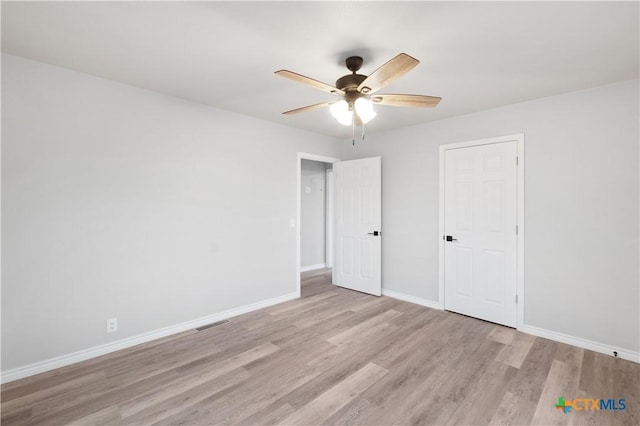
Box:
[444,235,457,242]
[368,231,380,236]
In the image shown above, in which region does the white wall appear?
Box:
[3,51,638,375]
[1,54,341,372]
[342,79,640,354]
[300,160,326,268]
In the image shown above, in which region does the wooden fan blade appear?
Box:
[282,101,335,115]
[357,53,419,95]
[370,94,441,108]
[275,70,345,96]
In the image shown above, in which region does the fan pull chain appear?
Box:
[352,118,355,145]
[361,122,365,141]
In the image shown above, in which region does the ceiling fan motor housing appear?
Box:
[335,74,367,93]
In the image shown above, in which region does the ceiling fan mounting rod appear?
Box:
[336,56,368,93]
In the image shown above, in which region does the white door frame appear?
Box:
[325,168,334,268]
[297,153,341,297]
[438,134,525,329]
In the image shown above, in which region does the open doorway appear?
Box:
[296,153,340,298]
[300,159,332,271]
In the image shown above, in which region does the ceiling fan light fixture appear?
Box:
[330,100,353,126]
[277,53,440,133]
[355,97,376,124]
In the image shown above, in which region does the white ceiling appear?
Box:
[2,1,638,139]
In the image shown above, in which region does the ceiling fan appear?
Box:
[275,53,441,128]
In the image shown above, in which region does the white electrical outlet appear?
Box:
[106,317,118,333]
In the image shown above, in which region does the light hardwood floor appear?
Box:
[2,269,638,425]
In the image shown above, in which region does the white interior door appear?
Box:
[444,141,517,327]
[334,157,382,296]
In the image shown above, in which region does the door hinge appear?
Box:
[515,294,518,304]
[515,225,518,235]
[516,156,519,166]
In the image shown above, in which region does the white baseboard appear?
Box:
[300,263,326,272]
[381,290,639,364]
[1,292,298,384]
[520,324,639,364]
[382,289,441,310]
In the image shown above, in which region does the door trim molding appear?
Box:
[438,134,525,329]
[297,153,340,297]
